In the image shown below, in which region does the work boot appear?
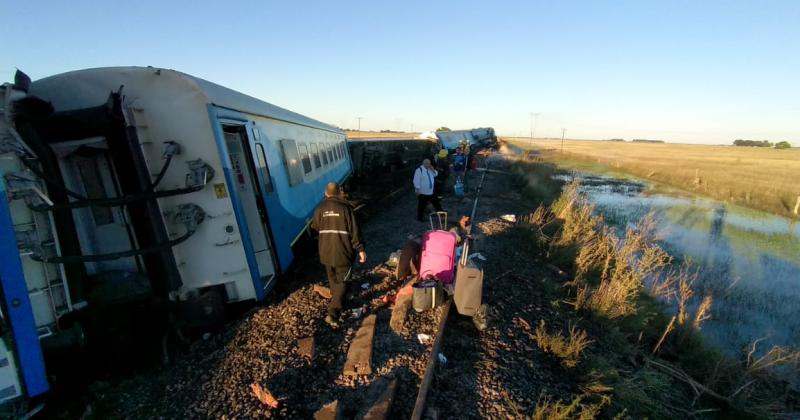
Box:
[324,314,340,329]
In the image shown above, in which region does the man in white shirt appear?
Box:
[413,158,443,221]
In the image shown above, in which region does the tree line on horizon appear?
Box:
[733,139,792,149]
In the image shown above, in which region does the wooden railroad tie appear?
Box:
[343,314,377,376]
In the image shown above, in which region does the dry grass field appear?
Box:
[345,130,420,139]
[506,137,800,218]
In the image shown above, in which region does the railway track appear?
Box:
[81,151,494,419]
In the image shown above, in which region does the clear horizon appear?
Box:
[2,0,798,145]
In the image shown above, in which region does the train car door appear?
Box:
[53,138,140,275]
[222,125,276,290]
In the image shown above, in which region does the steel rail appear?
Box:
[411,150,492,419]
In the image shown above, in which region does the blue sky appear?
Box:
[2,0,798,144]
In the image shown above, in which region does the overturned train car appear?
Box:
[0,67,350,403]
[436,127,496,151]
[347,137,439,182]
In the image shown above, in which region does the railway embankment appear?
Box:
[69,146,797,418]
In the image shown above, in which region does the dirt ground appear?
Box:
[79,148,580,419]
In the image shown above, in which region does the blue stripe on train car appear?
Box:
[0,180,49,397]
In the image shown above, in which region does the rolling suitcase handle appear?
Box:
[429,211,447,231]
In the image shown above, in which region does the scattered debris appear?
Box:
[500,214,517,223]
[361,282,370,290]
[417,334,432,345]
[351,307,364,319]
[437,353,447,365]
[545,264,568,278]
[386,250,401,267]
[343,314,377,376]
[250,383,279,409]
[381,292,396,305]
[314,400,341,420]
[468,252,487,261]
[296,337,315,360]
[313,285,332,299]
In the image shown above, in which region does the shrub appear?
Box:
[533,394,609,420]
[775,141,792,149]
[533,320,592,368]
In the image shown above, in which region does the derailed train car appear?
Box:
[436,127,496,151]
[0,67,350,403]
[347,137,438,181]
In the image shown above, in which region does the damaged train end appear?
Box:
[0,67,350,407]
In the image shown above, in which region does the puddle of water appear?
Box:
[554,172,800,357]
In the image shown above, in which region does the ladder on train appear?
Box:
[0,84,74,337]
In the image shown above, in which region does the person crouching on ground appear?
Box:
[311,182,367,328]
[413,158,443,222]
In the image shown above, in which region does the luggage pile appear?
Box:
[403,212,487,330]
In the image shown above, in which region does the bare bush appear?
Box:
[533,393,610,420]
[533,320,592,368]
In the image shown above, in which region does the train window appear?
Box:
[321,144,329,166]
[76,158,114,226]
[255,143,273,192]
[278,138,304,186]
[333,144,340,160]
[340,142,346,159]
[311,143,321,168]
[327,146,334,163]
[298,144,312,174]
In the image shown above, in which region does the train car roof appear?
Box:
[31,66,342,134]
[346,137,438,143]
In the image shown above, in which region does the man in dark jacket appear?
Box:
[311,182,366,327]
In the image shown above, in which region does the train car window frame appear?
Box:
[278,138,304,186]
[298,143,312,174]
[333,143,340,160]
[255,143,274,192]
[327,146,334,163]
[321,143,329,166]
[310,143,322,168]
[75,157,114,226]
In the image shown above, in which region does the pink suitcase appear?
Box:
[418,230,458,284]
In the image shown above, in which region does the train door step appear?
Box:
[343,314,376,376]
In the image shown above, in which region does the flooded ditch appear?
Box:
[552,171,800,358]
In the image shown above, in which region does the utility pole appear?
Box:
[561,128,567,153]
[357,117,362,131]
[529,112,540,148]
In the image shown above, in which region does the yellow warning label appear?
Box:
[214,183,228,199]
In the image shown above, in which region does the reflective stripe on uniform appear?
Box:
[319,230,350,235]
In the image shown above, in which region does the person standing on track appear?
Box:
[311,182,367,328]
[413,158,443,222]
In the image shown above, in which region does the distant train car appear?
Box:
[436,127,496,151]
[0,67,350,402]
[347,137,438,180]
